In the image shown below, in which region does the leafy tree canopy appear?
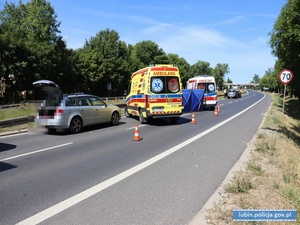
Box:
[167,53,191,86]
[130,40,168,72]
[251,74,260,84]
[213,63,229,89]
[0,0,71,103]
[269,0,300,97]
[190,60,212,76]
[79,29,129,96]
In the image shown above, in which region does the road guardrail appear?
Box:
[0,117,28,128]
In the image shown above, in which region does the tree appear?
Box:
[190,60,212,76]
[259,68,282,93]
[213,63,229,90]
[251,74,260,84]
[0,36,30,103]
[79,29,129,96]
[269,0,300,98]
[167,54,191,86]
[0,0,70,101]
[226,77,233,83]
[130,40,168,72]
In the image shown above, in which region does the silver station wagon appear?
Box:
[35,93,121,134]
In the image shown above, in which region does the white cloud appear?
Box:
[208,16,245,26]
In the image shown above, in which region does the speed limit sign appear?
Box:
[279,69,293,84]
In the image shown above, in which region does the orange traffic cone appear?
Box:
[191,112,197,124]
[217,105,221,113]
[214,107,219,117]
[133,124,141,141]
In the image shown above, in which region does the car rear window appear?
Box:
[66,97,77,106]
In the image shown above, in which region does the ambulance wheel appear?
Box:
[125,108,132,118]
[139,110,147,124]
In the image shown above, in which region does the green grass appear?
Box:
[0,106,28,120]
[247,162,263,176]
[224,172,254,194]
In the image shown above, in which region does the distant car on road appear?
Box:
[227,89,242,99]
[234,90,242,98]
[35,93,121,134]
[227,89,236,98]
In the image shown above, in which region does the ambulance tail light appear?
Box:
[146,95,150,108]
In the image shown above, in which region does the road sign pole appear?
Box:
[282,84,286,114]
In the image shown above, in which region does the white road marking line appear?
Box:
[16,94,266,225]
[126,124,147,130]
[1,142,73,162]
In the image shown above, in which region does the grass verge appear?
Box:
[0,105,28,134]
[0,105,28,120]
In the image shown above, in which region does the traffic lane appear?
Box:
[174,91,265,140]
[0,92,266,224]
[219,90,263,109]
[1,123,141,224]
[215,91,265,120]
[40,93,272,225]
[0,119,133,160]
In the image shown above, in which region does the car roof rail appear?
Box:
[69,92,84,95]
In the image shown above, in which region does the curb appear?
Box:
[0,129,28,137]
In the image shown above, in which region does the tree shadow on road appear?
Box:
[0,162,17,172]
[0,143,17,152]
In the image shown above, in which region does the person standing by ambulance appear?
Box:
[224,87,227,99]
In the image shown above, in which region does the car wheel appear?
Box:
[125,107,131,118]
[111,111,120,125]
[139,110,147,124]
[69,116,82,134]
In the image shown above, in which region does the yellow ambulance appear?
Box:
[125,64,183,124]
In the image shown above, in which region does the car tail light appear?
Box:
[55,108,63,115]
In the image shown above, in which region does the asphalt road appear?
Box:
[0,90,271,225]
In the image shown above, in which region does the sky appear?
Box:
[2,0,287,84]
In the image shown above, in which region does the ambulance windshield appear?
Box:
[198,82,215,93]
[150,76,180,94]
